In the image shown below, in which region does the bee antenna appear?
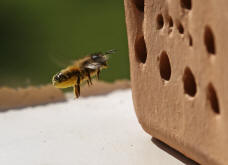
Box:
[104,49,118,55]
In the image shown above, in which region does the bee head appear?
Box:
[91,53,108,64]
[90,49,116,64]
[52,72,68,86]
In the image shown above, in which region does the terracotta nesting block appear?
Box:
[124,0,228,164]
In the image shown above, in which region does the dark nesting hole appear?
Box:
[159,51,171,81]
[168,16,173,34]
[135,36,147,63]
[189,34,193,46]
[180,0,192,10]
[204,26,216,55]
[177,23,184,34]
[168,16,173,28]
[132,0,144,12]
[207,83,220,114]
[156,14,164,30]
[183,67,197,97]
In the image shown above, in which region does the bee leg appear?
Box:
[88,75,92,85]
[73,75,81,98]
[74,85,79,98]
[77,84,80,96]
[97,69,100,80]
[77,75,81,97]
[86,70,92,85]
[87,80,90,86]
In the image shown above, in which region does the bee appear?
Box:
[52,49,116,98]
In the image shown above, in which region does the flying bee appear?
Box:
[52,49,116,98]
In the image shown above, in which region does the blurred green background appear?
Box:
[0,0,129,88]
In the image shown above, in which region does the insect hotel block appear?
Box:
[124,0,228,164]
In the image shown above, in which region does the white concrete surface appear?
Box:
[0,89,185,165]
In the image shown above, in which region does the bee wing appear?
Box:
[84,62,102,69]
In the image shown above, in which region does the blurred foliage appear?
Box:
[0,0,129,88]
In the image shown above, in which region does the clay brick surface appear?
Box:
[124,0,228,164]
[0,85,65,111]
[0,80,130,111]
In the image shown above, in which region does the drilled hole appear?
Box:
[189,34,193,46]
[177,23,184,34]
[183,67,197,97]
[156,14,164,30]
[180,0,192,10]
[204,26,216,55]
[135,36,147,63]
[159,51,171,81]
[132,0,144,12]
[168,16,173,34]
[168,16,173,28]
[207,83,220,114]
